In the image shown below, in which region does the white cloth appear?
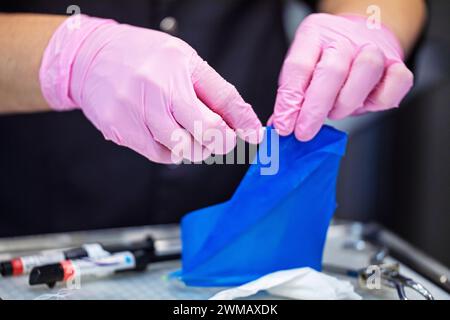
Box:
[210,267,362,300]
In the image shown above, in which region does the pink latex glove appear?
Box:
[40,15,262,163]
[272,14,414,141]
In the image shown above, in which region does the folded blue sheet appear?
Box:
[176,126,347,287]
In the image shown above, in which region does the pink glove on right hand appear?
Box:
[272,14,414,141]
[40,15,262,163]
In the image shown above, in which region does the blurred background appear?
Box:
[319,0,450,266]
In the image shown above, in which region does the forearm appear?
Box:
[318,0,426,56]
[0,13,66,114]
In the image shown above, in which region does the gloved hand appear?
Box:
[40,15,262,163]
[272,14,414,141]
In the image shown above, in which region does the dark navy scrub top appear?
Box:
[0,0,317,236]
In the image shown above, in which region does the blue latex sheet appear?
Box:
[177,126,347,287]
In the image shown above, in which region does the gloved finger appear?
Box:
[329,44,385,120]
[172,93,237,156]
[359,62,414,112]
[98,108,178,164]
[272,30,321,136]
[167,126,213,163]
[142,132,180,164]
[295,40,352,141]
[191,55,263,144]
[143,90,209,162]
[150,119,210,163]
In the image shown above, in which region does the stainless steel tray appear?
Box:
[0,222,448,300]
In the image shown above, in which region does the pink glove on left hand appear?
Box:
[272,14,414,141]
[39,15,262,164]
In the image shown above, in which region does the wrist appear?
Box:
[39,14,117,111]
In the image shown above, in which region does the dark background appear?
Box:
[335,0,450,266]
